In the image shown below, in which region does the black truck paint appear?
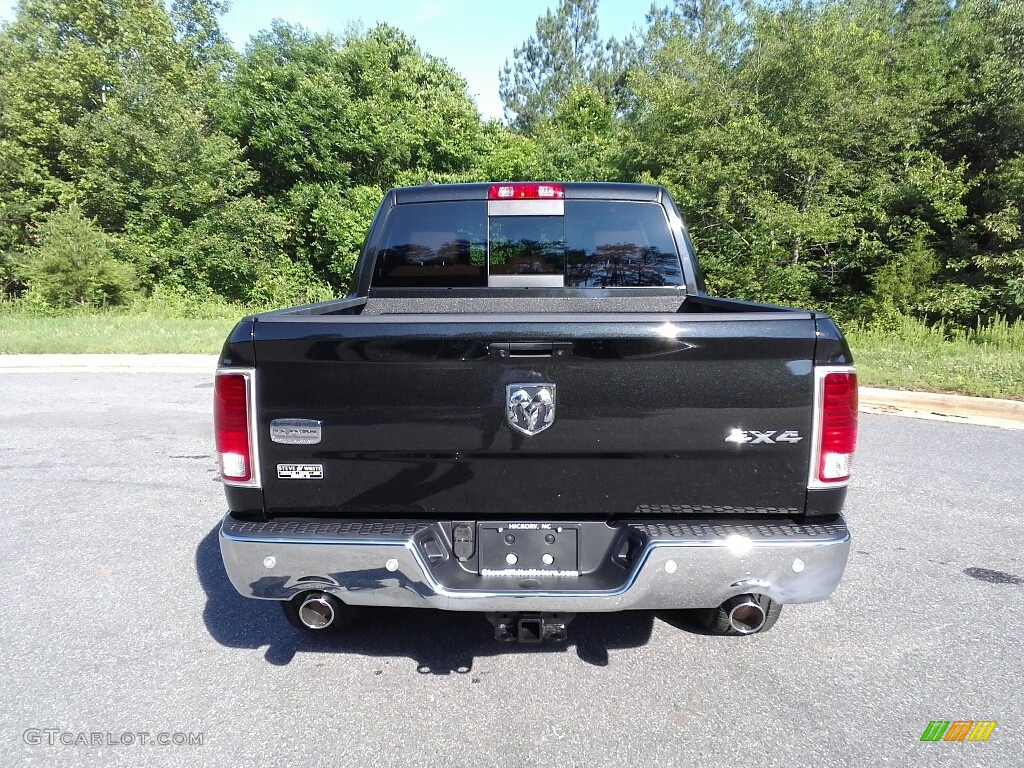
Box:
[216,182,857,639]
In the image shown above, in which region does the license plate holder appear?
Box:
[478,523,579,575]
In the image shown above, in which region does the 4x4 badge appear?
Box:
[725,429,803,445]
[507,384,556,436]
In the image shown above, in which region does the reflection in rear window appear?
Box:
[372,201,488,288]
[564,202,682,287]
[371,200,682,288]
[488,216,564,276]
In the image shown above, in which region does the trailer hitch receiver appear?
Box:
[486,613,575,643]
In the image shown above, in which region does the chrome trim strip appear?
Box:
[219,515,851,611]
[215,367,262,489]
[487,200,564,217]
[480,569,580,578]
[487,275,566,288]
[807,365,857,490]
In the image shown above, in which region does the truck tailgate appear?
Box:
[251,313,816,518]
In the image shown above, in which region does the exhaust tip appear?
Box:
[298,592,338,630]
[723,595,767,634]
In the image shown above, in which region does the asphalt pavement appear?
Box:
[1,372,1021,767]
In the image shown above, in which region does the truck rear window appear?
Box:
[371,200,683,288]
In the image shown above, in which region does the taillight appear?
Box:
[488,183,564,200]
[809,368,858,487]
[214,370,259,486]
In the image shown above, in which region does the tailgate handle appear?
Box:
[490,342,572,359]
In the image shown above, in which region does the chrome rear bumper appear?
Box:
[219,515,850,612]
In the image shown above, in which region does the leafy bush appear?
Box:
[129,283,249,319]
[17,205,137,309]
[299,183,383,291]
[871,236,938,314]
[146,194,337,308]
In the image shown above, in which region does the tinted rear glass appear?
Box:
[372,201,487,288]
[371,200,682,288]
[564,201,682,287]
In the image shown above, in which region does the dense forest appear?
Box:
[0,0,1021,327]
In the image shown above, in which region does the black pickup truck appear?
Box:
[216,182,858,642]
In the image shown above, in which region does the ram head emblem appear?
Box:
[506,384,556,436]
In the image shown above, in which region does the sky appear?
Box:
[0,0,656,120]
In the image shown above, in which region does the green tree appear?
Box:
[226,23,485,289]
[0,0,253,300]
[171,0,233,72]
[623,0,975,311]
[466,122,548,182]
[531,84,620,181]
[499,0,628,134]
[1,0,1019,323]
[230,23,482,194]
[0,0,184,209]
[172,195,333,307]
[62,77,254,235]
[918,0,1024,321]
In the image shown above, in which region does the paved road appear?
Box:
[1,372,1021,767]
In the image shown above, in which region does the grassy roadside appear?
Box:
[845,315,1024,400]
[849,339,1023,400]
[0,313,238,354]
[1,308,1021,400]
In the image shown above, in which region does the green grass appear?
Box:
[846,315,1024,400]
[0,313,238,354]
[1,304,1021,400]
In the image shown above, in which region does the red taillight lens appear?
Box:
[214,372,252,483]
[488,183,564,200]
[814,370,858,485]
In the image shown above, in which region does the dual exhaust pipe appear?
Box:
[293,592,768,636]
